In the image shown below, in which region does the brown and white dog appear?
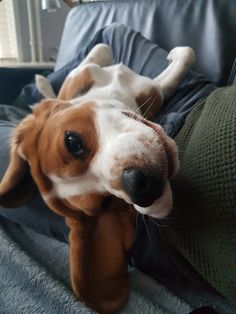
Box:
[0,44,194,313]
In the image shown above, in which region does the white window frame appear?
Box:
[0,0,19,62]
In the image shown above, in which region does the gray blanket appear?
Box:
[1,219,235,314]
[0,219,193,314]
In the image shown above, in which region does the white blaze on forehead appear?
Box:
[93,103,162,166]
[90,103,164,200]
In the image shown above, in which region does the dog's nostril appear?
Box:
[122,168,164,207]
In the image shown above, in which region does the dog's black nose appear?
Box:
[122,168,164,207]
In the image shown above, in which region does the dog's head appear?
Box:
[0,96,178,219]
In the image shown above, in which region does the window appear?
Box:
[0,0,18,62]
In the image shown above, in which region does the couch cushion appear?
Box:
[56,0,236,86]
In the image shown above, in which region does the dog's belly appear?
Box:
[71,63,155,113]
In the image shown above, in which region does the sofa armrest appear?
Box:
[0,67,52,105]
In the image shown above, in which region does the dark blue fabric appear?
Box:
[0,23,215,278]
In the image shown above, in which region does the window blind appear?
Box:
[0,0,18,61]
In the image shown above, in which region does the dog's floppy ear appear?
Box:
[0,118,37,207]
[0,100,69,208]
[66,198,135,314]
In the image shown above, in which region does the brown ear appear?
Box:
[0,100,72,210]
[66,198,135,314]
[0,131,36,208]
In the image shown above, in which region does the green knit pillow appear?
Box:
[161,86,236,309]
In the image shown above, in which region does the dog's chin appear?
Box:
[133,181,172,219]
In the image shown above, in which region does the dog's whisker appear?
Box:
[148,216,171,230]
[137,96,153,113]
[157,115,165,126]
[135,212,140,234]
[130,96,153,119]
[142,214,151,245]
[149,216,161,228]
[143,95,157,119]
[136,96,153,112]
[168,124,178,138]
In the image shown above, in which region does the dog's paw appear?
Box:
[167,47,195,65]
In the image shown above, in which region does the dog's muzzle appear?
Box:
[122,168,164,207]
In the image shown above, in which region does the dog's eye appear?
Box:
[64,131,86,159]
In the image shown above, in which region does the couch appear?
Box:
[0,1,235,313]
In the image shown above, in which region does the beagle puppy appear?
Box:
[0,44,194,313]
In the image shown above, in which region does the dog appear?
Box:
[0,44,194,313]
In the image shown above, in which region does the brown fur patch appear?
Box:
[58,67,94,100]
[135,87,163,120]
[3,99,100,218]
